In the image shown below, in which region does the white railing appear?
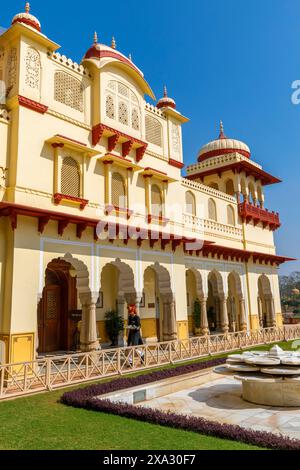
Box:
[0,326,299,400]
[183,214,243,238]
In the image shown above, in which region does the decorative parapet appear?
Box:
[181,177,236,203]
[238,202,281,231]
[187,152,262,174]
[49,52,91,78]
[145,102,166,119]
[183,214,243,238]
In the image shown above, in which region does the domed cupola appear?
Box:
[12,3,41,32]
[157,86,176,110]
[83,32,143,75]
[198,122,251,162]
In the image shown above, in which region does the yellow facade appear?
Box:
[0,5,288,364]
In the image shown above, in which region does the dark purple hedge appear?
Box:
[61,357,300,450]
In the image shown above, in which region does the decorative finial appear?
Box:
[94,31,98,44]
[25,2,30,13]
[164,85,168,97]
[219,120,226,139]
[111,36,116,49]
[129,53,132,61]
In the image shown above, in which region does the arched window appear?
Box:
[105,94,115,119]
[225,179,235,196]
[209,182,219,190]
[145,115,163,147]
[118,101,129,125]
[185,191,196,216]
[54,71,83,112]
[25,47,40,90]
[105,80,140,130]
[208,198,217,221]
[61,157,80,197]
[111,172,126,208]
[151,184,163,217]
[227,205,235,226]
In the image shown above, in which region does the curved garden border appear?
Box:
[61,357,300,450]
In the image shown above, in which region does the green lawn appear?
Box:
[0,341,294,450]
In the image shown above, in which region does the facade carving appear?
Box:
[25,47,40,89]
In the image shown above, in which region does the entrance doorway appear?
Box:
[38,259,78,353]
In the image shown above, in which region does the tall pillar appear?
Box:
[239,298,247,332]
[215,297,221,330]
[80,294,100,352]
[269,297,276,327]
[162,295,177,341]
[220,296,229,333]
[117,294,126,347]
[200,297,209,336]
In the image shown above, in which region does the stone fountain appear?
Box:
[215,345,300,407]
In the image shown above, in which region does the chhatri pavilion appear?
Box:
[0,4,293,364]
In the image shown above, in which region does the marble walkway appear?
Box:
[140,376,300,440]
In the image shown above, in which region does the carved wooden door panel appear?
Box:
[43,285,61,353]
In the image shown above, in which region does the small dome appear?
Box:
[157,86,176,110]
[198,122,251,162]
[12,3,41,32]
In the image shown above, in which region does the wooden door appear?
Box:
[43,285,61,353]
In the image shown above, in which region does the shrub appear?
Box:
[61,357,300,450]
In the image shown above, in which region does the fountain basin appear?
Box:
[235,375,300,407]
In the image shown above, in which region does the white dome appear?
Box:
[198,122,251,162]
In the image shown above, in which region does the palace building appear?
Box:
[0,4,294,364]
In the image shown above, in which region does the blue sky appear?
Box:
[3,0,300,274]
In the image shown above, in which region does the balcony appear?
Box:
[238,202,281,231]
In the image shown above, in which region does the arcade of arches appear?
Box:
[37,255,277,353]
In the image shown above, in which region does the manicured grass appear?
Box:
[0,341,294,450]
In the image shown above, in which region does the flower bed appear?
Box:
[61,357,300,450]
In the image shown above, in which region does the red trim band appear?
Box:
[18,96,48,114]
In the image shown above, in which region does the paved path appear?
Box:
[140,376,300,440]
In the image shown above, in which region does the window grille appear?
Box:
[54,71,83,112]
[112,172,126,207]
[145,115,162,147]
[151,184,163,217]
[61,157,80,197]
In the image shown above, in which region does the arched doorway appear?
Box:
[99,259,137,345]
[185,268,207,336]
[143,263,176,342]
[207,271,227,333]
[258,275,275,328]
[38,259,78,353]
[227,272,247,332]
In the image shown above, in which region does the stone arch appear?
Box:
[102,258,136,300]
[227,271,247,332]
[186,268,205,336]
[207,270,227,333]
[258,274,275,328]
[38,253,98,354]
[60,252,90,296]
[143,262,176,342]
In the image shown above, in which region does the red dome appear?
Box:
[157,86,176,110]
